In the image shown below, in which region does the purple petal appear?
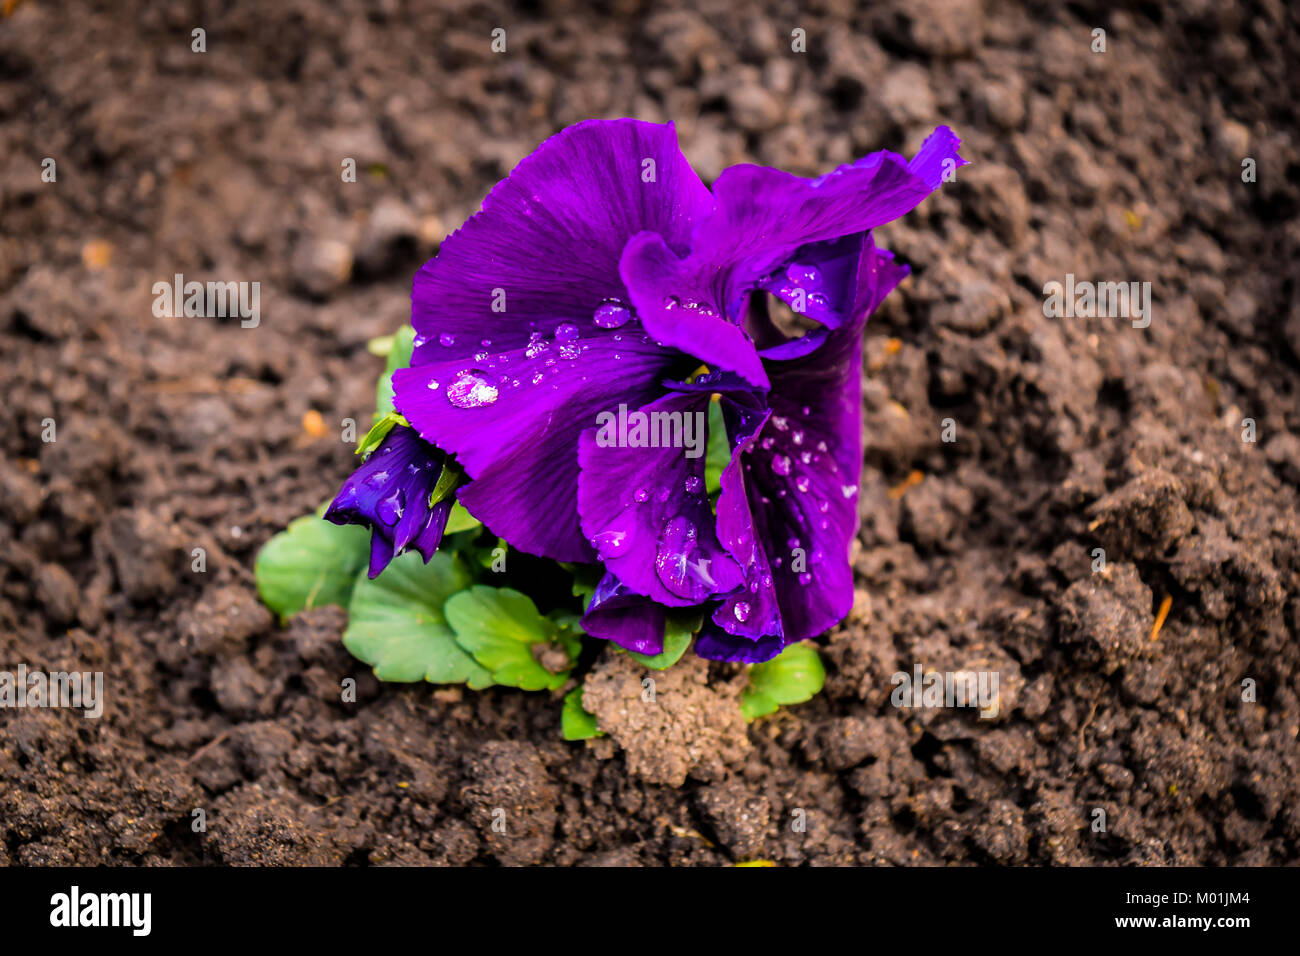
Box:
[720,238,910,644]
[684,143,936,316]
[906,124,968,190]
[580,572,666,656]
[394,119,715,560]
[753,232,867,344]
[619,127,965,387]
[395,336,678,561]
[577,389,743,605]
[619,232,770,388]
[713,408,784,642]
[753,243,908,640]
[408,119,711,367]
[324,425,451,578]
[695,622,785,663]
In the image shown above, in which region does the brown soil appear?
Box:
[1,0,1298,866]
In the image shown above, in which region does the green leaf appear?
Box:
[629,608,702,669]
[374,324,415,419]
[704,398,729,498]
[740,642,826,721]
[366,332,397,357]
[343,551,493,687]
[356,410,408,458]
[429,460,463,508]
[567,563,604,609]
[255,514,371,624]
[561,686,603,741]
[444,586,572,691]
[443,502,481,535]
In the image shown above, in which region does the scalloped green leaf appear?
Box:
[255,514,371,624]
[561,686,603,741]
[343,551,493,687]
[740,642,826,721]
[444,586,571,691]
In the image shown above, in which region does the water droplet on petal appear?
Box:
[772,454,792,476]
[734,601,751,623]
[841,484,858,498]
[591,529,630,558]
[427,379,440,390]
[655,515,701,596]
[446,370,500,409]
[633,487,649,502]
[554,322,580,342]
[593,301,632,329]
[439,332,456,347]
[376,489,405,526]
[798,572,812,586]
[772,416,789,431]
[786,263,822,287]
[795,475,810,493]
[684,475,703,494]
[524,332,549,359]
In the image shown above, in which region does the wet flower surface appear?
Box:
[324,424,454,578]
[331,118,964,661]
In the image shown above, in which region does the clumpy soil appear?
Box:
[1,0,1297,865]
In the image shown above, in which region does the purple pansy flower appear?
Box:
[324,425,454,578]
[332,118,963,662]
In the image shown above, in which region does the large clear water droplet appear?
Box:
[593,301,632,329]
[446,370,499,408]
[733,601,751,623]
[655,515,700,597]
[785,263,822,287]
[376,488,405,526]
[554,322,580,342]
[524,331,549,359]
[591,529,631,558]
